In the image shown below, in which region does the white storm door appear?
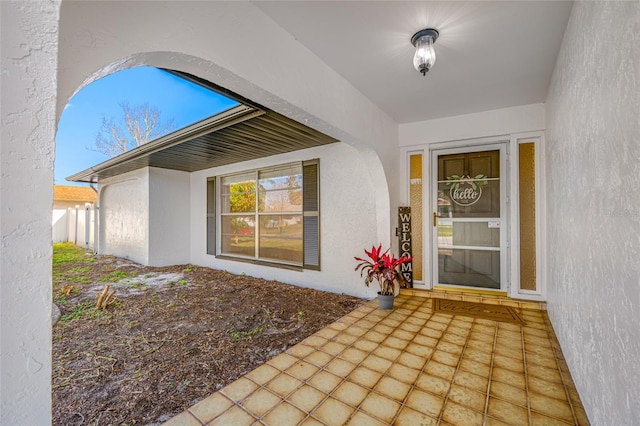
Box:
[431,145,508,291]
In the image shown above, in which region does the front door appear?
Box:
[432,145,506,291]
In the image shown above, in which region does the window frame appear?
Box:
[208,160,320,270]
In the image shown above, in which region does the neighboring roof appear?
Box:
[67,71,339,184]
[53,185,97,202]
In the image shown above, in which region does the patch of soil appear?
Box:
[52,250,365,425]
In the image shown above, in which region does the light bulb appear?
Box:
[413,35,436,75]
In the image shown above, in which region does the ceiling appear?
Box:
[255,1,574,124]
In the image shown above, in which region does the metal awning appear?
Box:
[67,73,339,183]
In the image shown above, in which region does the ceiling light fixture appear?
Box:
[411,28,439,75]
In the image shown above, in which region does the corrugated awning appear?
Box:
[67,73,339,183]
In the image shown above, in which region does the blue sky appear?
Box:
[55,66,238,186]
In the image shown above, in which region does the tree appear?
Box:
[93,102,175,157]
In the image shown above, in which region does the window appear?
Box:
[208,160,320,269]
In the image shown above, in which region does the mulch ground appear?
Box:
[52,245,365,425]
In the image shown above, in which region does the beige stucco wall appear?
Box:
[545,2,640,424]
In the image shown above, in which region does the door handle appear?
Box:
[433,212,439,227]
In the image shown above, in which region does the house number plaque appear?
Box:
[398,206,413,288]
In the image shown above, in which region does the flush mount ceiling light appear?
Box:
[411,28,439,75]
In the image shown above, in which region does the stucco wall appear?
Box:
[545,2,640,424]
[100,169,150,265]
[57,1,398,250]
[190,142,381,300]
[0,1,59,424]
[148,167,191,266]
[399,103,545,147]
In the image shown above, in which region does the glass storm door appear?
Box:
[432,146,506,290]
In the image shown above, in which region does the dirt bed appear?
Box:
[52,244,365,425]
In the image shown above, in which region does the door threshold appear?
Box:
[401,288,546,311]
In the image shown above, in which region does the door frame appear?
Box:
[430,142,509,293]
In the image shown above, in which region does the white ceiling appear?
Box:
[255,1,574,124]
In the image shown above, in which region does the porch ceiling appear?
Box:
[67,96,338,184]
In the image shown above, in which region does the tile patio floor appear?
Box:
[164,294,589,425]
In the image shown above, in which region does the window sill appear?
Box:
[214,254,304,272]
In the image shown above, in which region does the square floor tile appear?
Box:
[489,381,528,408]
[299,416,324,426]
[494,344,524,360]
[424,360,456,381]
[467,339,494,353]
[399,322,422,333]
[208,405,255,426]
[324,358,357,377]
[285,361,319,381]
[347,367,383,389]
[527,364,563,384]
[442,332,467,346]
[432,350,461,367]
[345,410,387,425]
[322,341,346,356]
[391,329,416,341]
[447,384,487,413]
[459,358,491,377]
[396,351,427,370]
[386,363,421,385]
[485,416,513,426]
[453,370,489,393]
[487,397,529,425]
[221,377,259,402]
[354,339,379,352]
[530,411,575,426]
[394,406,438,426]
[404,388,445,418]
[304,350,333,368]
[442,401,484,426]
[331,381,369,407]
[363,330,387,343]
[287,385,327,413]
[287,344,316,359]
[404,343,434,359]
[245,364,280,385]
[312,397,354,425]
[262,401,306,425]
[415,374,451,397]
[308,370,342,393]
[338,347,366,363]
[530,394,574,423]
[462,348,492,365]
[163,411,201,426]
[372,345,402,361]
[491,367,526,389]
[268,354,299,371]
[493,354,524,373]
[241,388,282,418]
[344,326,368,337]
[526,353,558,369]
[383,336,410,350]
[437,341,464,356]
[527,376,567,401]
[413,334,439,348]
[374,376,411,401]
[361,355,393,373]
[359,392,401,423]
[333,333,359,346]
[266,374,303,398]
[303,335,329,348]
[189,392,234,423]
[314,328,340,340]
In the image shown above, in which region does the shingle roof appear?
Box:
[53,185,97,202]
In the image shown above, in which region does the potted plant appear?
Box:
[354,244,412,309]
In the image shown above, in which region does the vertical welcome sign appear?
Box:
[398,206,413,288]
